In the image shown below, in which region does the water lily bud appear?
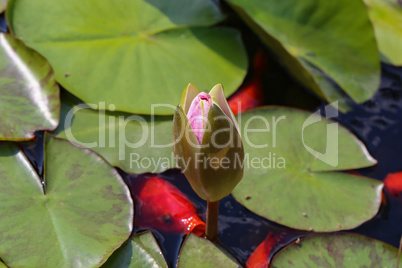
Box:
[173,83,244,202]
[186,92,213,144]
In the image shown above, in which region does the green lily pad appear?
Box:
[102,232,167,268]
[0,262,6,268]
[364,0,402,66]
[7,0,247,115]
[54,93,175,173]
[233,107,382,232]
[226,0,380,111]
[271,234,402,267]
[0,134,133,267]
[0,33,59,141]
[177,234,239,267]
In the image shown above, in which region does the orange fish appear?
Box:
[228,50,267,115]
[134,176,205,236]
[384,172,402,198]
[246,231,283,268]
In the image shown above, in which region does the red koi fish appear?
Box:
[134,176,205,236]
[228,50,267,115]
[384,172,402,198]
[246,231,283,268]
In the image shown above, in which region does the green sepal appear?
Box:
[209,84,240,133]
[173,104,244,202]
[180,83,201,114]
[199,104,244,201]
[173,104,208,200]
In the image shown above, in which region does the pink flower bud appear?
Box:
[186,92,213,144]
[173,83,244,202]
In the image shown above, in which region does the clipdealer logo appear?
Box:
[62,102,341,170]
[302,102,339,167]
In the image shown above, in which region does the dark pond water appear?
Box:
[0,14,7,33]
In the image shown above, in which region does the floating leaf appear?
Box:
[0,135,133,267]
[102,232,167,268]
[271,234,402,267]
[54,94,175,173]
[0,33,59,140]
[233,107,382,231]
[7,0,247,115]
[177,234,238,267]
[226,0,380,111]
[364,0,402,66]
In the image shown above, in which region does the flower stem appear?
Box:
[206,200,219,241]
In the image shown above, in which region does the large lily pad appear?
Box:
[233,107,382,232]
[0,135,133,267]
[0,33,59,140]
[271,234,402,267]
[177,234,238,267]
[7,0,248,115]
[226,0,380,111]
[364,0,402,66]
[102,232,167,268]
[54,93,175,173]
